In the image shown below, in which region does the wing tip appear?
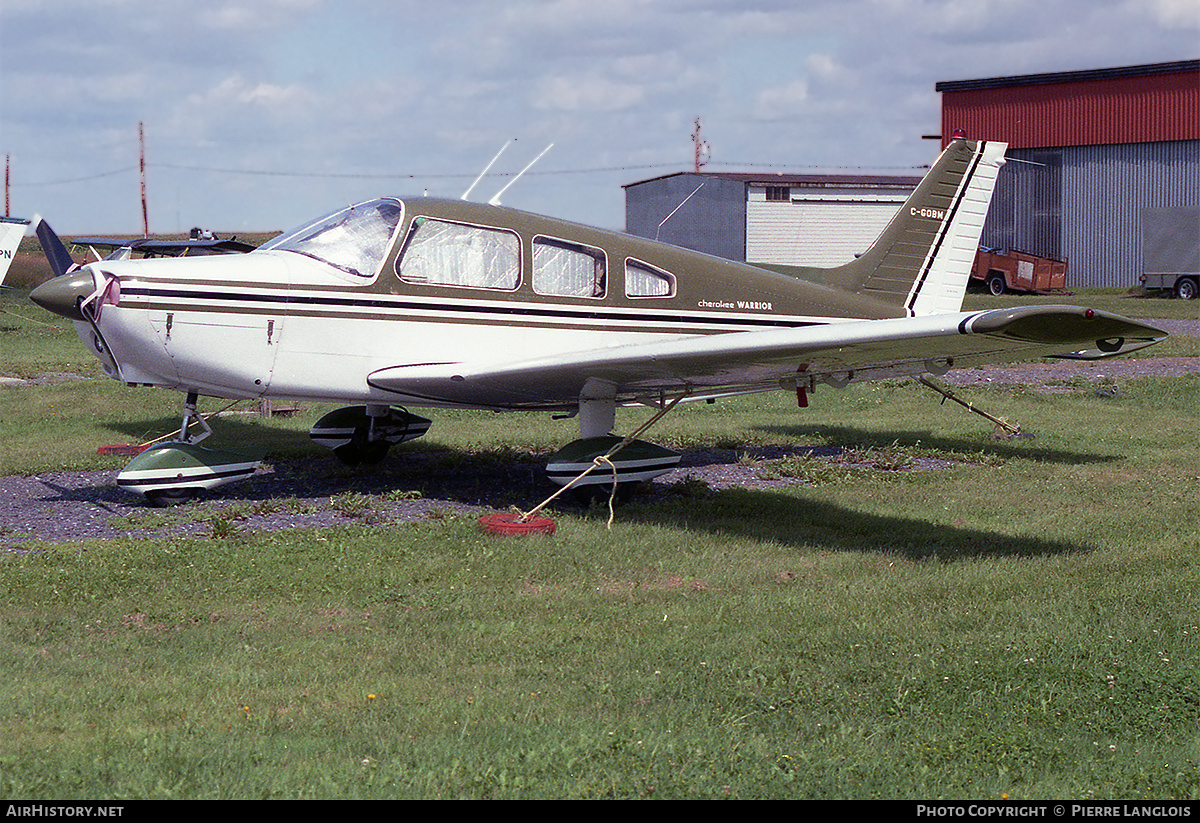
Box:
[968,305,1168,358]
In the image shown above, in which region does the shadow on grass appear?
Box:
[619,486,1089,561]
[755,423,1122,467]
[80,417,1099,561]
[100,413,317,459]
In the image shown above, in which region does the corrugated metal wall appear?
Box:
[1063,141,1200,288]
[625,174,747,260]
[943,63,1200,288]
[982,148,1063,259]
[939,64,1199,149]
[625,175,918,265]
[982,140,1200,287]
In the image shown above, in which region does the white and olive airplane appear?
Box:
[28,138,1166,505]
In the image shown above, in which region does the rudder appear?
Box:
[826,138,1007,316]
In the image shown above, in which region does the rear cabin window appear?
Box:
[625,259,676,298]
[532,237,606,298]
[395,218,520,290]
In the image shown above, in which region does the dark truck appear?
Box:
[971,247,1068,296]
[1141,206,1199,300]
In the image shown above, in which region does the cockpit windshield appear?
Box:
[260,198,403,277]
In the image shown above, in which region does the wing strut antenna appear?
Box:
[489,143,553,206]
[461,139,516,201]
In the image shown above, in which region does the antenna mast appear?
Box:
[139,122,149,237]
[489,143,553,206]
[692,117,710,173]
[462,139,515,200]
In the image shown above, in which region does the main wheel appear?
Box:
[333,423,391,466]
[145,488,199,507]
[571,481,641,506]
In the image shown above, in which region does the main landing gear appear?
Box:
[547,434,682,503]
[542,384,683,505]
[116,392,261,507]
[309,405,432,466]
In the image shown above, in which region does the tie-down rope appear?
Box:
[514,392,686,529]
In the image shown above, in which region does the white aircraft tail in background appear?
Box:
[0,217,30,287]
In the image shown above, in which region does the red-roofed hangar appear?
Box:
[937,60,1199,288]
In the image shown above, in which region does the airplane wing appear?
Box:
[69,237,257,256]
[367,305,1166,410]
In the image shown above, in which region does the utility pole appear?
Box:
[5,155,9,217]
[139,122,149,237]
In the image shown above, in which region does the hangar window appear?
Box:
[396,218,520,291]
[625,259,675,298]
[532,237,606,298]
[765,186,791,202]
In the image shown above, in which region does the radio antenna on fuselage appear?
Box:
[461,139,516,201]
[655,183,705,241]
[489,143,553,206]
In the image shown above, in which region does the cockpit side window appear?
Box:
[261,198,402,278]
[625,259,676,298]
[395,218,520,291]
[532,237,606,298]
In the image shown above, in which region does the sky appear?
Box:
[1,0,1197,235]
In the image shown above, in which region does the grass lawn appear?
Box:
[0,286,1197,799]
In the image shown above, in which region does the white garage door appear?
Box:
[746,196,908,268]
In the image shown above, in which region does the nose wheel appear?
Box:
[116,392,260,506]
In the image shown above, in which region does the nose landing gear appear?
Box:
[116,392,260,506]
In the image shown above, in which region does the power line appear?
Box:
[150,161,686,180]
[9,167,139,187]
[10,159,930,188]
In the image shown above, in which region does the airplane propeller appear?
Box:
[33,216,78,279]
[29,220,125,380]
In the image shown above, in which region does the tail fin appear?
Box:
[826,138,1007,316]
[32,216,79,279]
[0,217,30,287]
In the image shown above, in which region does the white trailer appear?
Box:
[1142,206,1199,300]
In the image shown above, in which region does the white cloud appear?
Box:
[1142,0,1200,28]
[533,73,647,113]
[204,75,313,110]
[753,79,811,120]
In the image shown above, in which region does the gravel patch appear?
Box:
[943,356,1200,389]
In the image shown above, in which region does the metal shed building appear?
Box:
[623,171,921,267]
[937,60,1200,288]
